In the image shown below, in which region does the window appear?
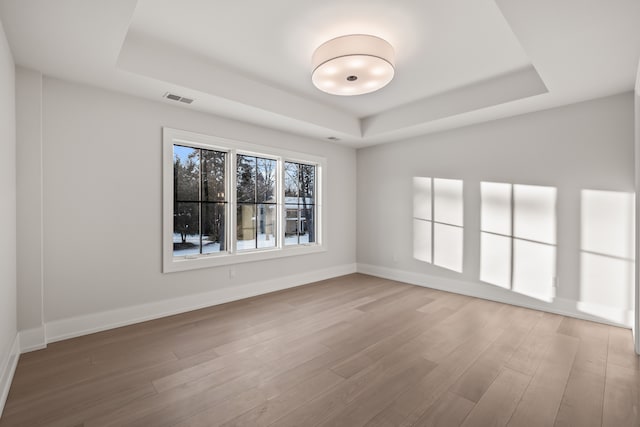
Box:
[173,145,227,256]
[236,155,277,250]
[285,161,316,245]
[163,128,324,272]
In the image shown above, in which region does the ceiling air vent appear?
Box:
[163,92,194,104]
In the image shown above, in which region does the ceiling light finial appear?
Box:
[312,34,395,96]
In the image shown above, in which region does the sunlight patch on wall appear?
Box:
[580,190,635,324]
[434,222,463,272]
[480,182,511,288]
[480,233,511,288]
[413,177,463,273]
[413,176,431,220]
[480,182,557,302]
[513,239,556,302]
[413,217,431,263]
[514,184,556,245]
[413,177,431,262]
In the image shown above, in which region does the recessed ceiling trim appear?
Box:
[361,65,548,137]
[118,31,361,137]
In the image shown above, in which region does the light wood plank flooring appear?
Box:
[1,274,638,426]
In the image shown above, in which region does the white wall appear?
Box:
[0,17,17,416]
[16,67,43,348]
[36,77,356,336]
[635,60,640,353]
[358,92,636,327]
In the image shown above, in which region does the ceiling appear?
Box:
[0,0,639,147]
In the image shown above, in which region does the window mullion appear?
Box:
[253,156,258,249]
[298,167,302,244]
[199,149,203,254]
[277,157,283,249]
[229,150,237,254]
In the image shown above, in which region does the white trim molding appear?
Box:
[0,333,19,418]
[45,263,356,344]
[18,326,46,353]
[357,263,633,329]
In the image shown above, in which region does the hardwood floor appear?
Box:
[1,274,638,426]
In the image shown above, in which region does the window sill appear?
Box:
[163,244,326,273]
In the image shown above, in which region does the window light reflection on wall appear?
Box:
[412,177,464,273]
[479,182,557,302]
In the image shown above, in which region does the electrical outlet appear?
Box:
[229,268,236,279]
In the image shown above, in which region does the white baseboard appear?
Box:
[18,326,46,353]
[357,263,633,329]
[44,263,357,344]
[0,333,19,419]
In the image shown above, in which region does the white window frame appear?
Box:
[163,127,326,273]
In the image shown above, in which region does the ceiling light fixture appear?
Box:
[312,34,395,96]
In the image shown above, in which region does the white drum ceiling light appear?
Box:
[311,34,395,96]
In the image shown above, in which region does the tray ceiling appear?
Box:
[0,0,639,147]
